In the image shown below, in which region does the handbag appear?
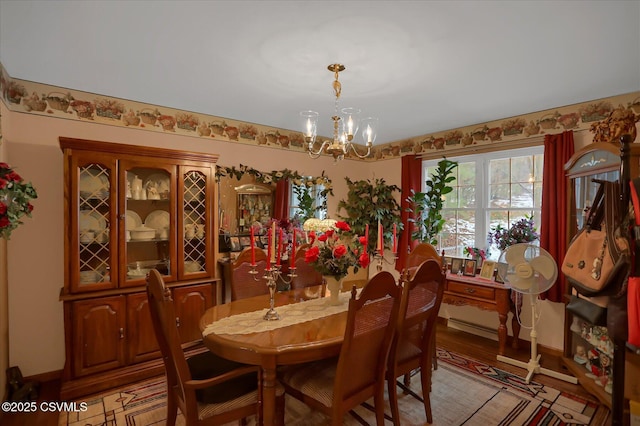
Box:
[567,294,607,326]
[561,180,630,297]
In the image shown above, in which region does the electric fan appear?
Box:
[496,243,578,384]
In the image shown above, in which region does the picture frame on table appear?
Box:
[239,236,251,248]
[229,236,241,252]
[450,258,464,274]
[495,262,509,284]
[259,235,269,247]
[479,260,496,280]
[463,259,477,276]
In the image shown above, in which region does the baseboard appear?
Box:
[446,318,499,342]
[24,368,62,384]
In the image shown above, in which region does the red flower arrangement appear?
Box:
[0,162,37,239]
[304,220,369,280]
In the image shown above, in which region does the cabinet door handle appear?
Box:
[176,317,180,328]
[119,328,124,339]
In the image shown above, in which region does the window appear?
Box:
[423,146,544,260]
[289,181,327,221]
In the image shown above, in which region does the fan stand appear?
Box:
[496,293,578,384]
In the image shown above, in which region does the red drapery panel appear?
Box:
[396,155,422,272]
[540,131,574,302]
[273,179,290,222]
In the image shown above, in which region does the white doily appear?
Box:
[202,290,359,336]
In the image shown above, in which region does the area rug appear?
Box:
[59,348,601,426]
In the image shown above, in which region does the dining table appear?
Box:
[199,284,358,426]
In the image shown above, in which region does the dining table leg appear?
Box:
[261,356,278,426]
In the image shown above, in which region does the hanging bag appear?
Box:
[562,180,630,296]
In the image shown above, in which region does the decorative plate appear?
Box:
[145,210,170,231]
[80,210,106,231]
[79,169,109,198]
[125,210,142,230]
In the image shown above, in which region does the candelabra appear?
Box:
[373,250,398,272]
[249,262,297,321]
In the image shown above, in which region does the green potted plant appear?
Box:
[292,183,317,223]
[336,177,403,254]
[406,158,458,246]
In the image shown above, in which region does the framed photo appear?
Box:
[463,259,477,276]
[450,258,464,274]
[239,236,251,248]
[229,236,241,252]
[259,235,269,247]
[495,262,509,284]
[479,260,496,280]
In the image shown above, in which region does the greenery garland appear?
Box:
[215,164,333,211]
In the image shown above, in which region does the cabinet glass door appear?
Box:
[121,162,176,286]
[180,166,211,278]
[74,158,116,292]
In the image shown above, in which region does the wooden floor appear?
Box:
[0,321,611,425]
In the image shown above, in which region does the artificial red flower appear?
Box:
[0,216,9,228]
[305,245,320,263]
[333,244,347,258]
[0,202,6,215]
[325,229,334,237]
[359,236,367,246]
[335,221,350,232]
[317,234,328,242]
[0,178,6,190]
[5,171,21,182]
[308,231,316,244]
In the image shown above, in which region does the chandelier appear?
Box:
[301,64,378,161]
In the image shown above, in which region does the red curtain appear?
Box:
[540,131,574,302]
[273,179,290,222]
[396,155,422,272]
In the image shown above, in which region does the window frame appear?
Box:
[422,145,544,259]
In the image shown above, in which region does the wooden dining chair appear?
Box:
[406,242,441,271]
[406,242,446,371]
[386,259,446,425]
[290,243,323,290]
[146,269,284,425]
[279,271,403,426]
[230,247,270,301]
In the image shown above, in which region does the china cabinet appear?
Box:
[562,141,640,410]
[235,183,274,234]
[59,137,219,399]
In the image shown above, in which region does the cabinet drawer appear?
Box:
[447,281,495,300]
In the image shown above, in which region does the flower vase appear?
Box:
[324,276,344,306]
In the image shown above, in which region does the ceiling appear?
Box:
[1,1,639,145]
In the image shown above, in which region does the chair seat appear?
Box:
[280,358,337,408]
[187,352,258,404]
[395,340,422,364]
[196,381,285,421]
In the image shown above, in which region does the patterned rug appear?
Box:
[59,348,601,426]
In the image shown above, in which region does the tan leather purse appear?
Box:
[562,180,629,296]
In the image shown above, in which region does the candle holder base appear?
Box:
[263,309,280,321]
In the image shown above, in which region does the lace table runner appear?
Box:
[202,290,359,336]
